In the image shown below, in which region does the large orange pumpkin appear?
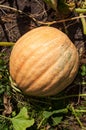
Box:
[9,26,79,96]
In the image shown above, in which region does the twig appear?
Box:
[0,5,86,25]
[0,16,10,41]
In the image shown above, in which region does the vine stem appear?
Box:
[47,94,86,100]
[75,109,86,113]
[0,42,14,46]
[80,13,86,34]
[37,118,45,129]
[9,76,22,93]
[0,114,11,121]
[70,105,84,129]
[75,8,86,34]
[75,8,86,13]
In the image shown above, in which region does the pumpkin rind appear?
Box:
[9,26,79,96]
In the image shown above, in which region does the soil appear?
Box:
[0,0,86,60]
[0,0,86,130]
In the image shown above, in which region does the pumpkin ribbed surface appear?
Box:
[9,26,79,96]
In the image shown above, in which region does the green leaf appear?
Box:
[38,108,68,129]
[52,116,63,126]
[43,111,53,118]
[81,65,86,76]
[44,0,57,11]
[58,0,70,15]
[11,107,34,130]
[0,122,9,130]
[43,108,68,119]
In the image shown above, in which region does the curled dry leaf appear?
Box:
[3,93,12,116]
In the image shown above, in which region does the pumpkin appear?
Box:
[9,26,79,96]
